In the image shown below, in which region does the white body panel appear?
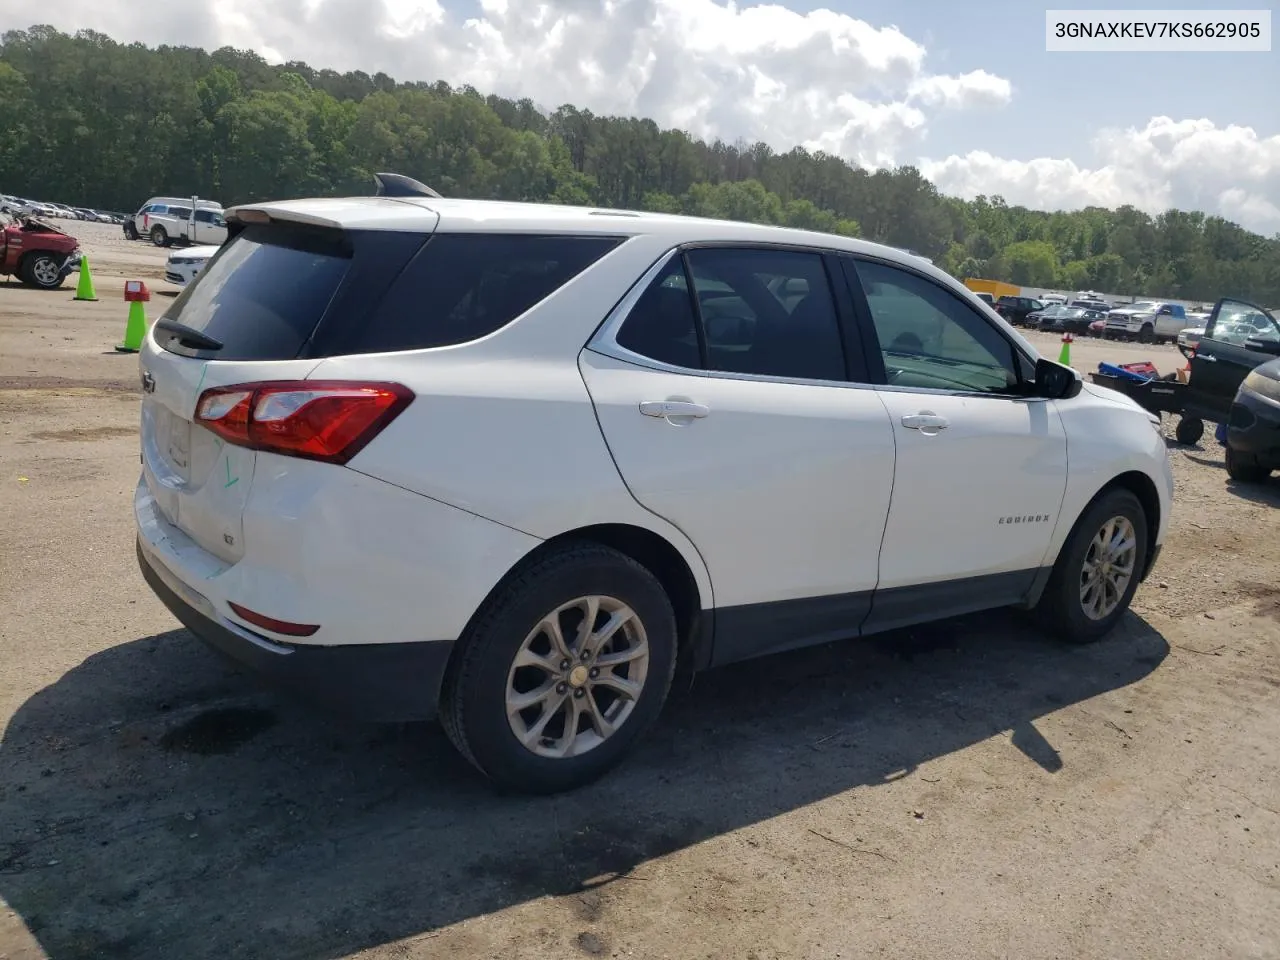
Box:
[579,351,896,607]
[306,346,716,610]
[135,458,540,647]
[873,390,1068,589]
[1052,383,1173,555]
[138,335,322,564]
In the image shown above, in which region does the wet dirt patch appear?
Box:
[30,425,136,442]
[159,707,279,756]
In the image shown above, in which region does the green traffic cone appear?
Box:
[1057,333,1072,366]
[73,256,98,302]
[115,301,147,353]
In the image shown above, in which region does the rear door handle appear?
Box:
[901,413,949,432]
[640,400,710,421]
[1197,353,1216,362]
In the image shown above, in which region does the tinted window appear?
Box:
[683,248,846,381]
[349,234,622,354]
[160,224,352,361]
[853,260,1021,394]
[169,207,192,220]
[195,210,218,224]
[615,258,701,369]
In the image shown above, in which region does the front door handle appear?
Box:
[1197,353,1217,362]
[901,413,949,433]
[640,400,710,421]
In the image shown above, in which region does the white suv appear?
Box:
[134,185,1173,793]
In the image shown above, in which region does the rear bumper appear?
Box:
[138,538,453,722]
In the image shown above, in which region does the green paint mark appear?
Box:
[223,456,239,489]
[194,362,209,395]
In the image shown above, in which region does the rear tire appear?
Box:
[440,543,677,794]
[1225,445,1270,483]
[1032,488,1149,644]
[150,225,169,247]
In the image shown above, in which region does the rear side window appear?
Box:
[347,234,624,354]
[614,247,849,382]
[160,224,353,361]
[616,259,701,368]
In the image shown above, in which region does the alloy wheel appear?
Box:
[505,594,650,759]
[31,257,60,286]
[1079,515,1138,620]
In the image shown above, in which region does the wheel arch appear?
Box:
[1025,469,1163,608]
[454,522,713,676]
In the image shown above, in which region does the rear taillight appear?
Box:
[195,380,413,464]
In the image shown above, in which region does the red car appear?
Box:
[1,216,81,290]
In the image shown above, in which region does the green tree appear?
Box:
[0,24,1275,304]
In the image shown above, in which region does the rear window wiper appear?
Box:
[154,318,224,351]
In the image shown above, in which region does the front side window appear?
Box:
[851,259,1022,394]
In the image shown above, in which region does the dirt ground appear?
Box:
[1,224,1278,960]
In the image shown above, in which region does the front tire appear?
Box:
[20,253,66,290]
[440,543,677,794]
[124,221,139,240]
[1033,488,1149,644]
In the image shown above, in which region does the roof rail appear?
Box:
[373,172,442,199]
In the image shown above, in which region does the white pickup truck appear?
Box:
[1102,300,1189,344]
[124,196,227,248]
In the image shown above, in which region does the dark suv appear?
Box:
[995,296,1046,326]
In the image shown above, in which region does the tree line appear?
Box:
[2,25,1277,305]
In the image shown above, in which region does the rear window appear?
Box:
[159,224,353,361]
[340,233,624,354]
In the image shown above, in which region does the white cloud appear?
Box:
[908,69,1011,109]
[0,0,1008,167]
[922,117,1280,235]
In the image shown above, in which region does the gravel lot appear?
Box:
[1,222,1278,960]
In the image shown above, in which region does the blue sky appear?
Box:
[2,0,1277,232]
[850,0,1277,162]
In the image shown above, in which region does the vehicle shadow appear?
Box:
[0,611,1169,960]
[1226,476,1280,505]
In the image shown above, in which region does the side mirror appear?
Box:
[1244,337,1280,356]
[1034,357,1083,399]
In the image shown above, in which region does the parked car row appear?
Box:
[1,194,126,224]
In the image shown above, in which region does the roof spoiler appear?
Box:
[373,172,442,199]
